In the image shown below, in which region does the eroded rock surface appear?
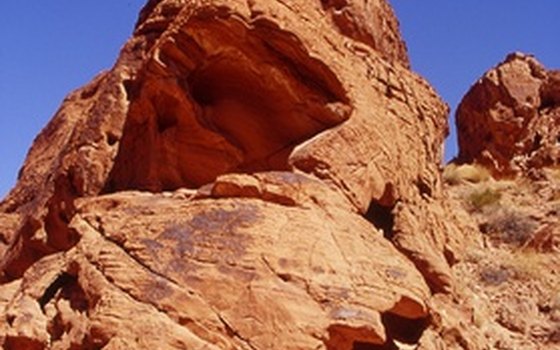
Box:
[0,0,491,349]
[456,52,560,176]
[4,176,434,349]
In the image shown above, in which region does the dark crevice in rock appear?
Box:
[539,96,556,112]
[443,247,458,266]
[320,0,346,12]
[105,131,119,146]
[40,272,89,312]
[49,314,65,343]
[40,272,94,347]
[531,133,543,153]
[326,309,429,350]
[38,272,74,308]
[364,201,395,240]
[352,341,397,350]
[122,78,140,102]
[540,72,560,111]
[381,312,429,345]
[7,314,15,326]
[348,312,429,350]
[415,177,433,198]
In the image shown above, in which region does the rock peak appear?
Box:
[456,52,560,176]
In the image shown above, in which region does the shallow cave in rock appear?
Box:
[187,55,326,173]
[381,312,429,345]
[348,313,428,350]
[38,272,89,312]
[364,201,395,240]
[104,16,349,193]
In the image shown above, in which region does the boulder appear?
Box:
[456,52,560,176]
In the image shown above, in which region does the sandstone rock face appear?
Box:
[456,53,560,176]
[3,175,434,349]
[320,0,410,68]
[0,0,481,349]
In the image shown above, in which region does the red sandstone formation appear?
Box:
[1,1,559,349]
[456,52,560,176]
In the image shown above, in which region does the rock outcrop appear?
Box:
[456,52,560,176]
[449,52,560,350]
[443,162,560,349]
[0,0,523,349]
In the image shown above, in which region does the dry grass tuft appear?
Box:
[467,187,502,212]
[479,265,511,286]
[444,163,491,185]
[505,249,547,281]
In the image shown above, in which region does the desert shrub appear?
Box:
[468,187,502,211]
[480,209,538,246]
[479,265,511,286]
[506,249,546,280]
[444,163,491,185]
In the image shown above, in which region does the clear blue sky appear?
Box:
[0,1,145,199]
[0,2,559,199]
[392,1,560,161]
